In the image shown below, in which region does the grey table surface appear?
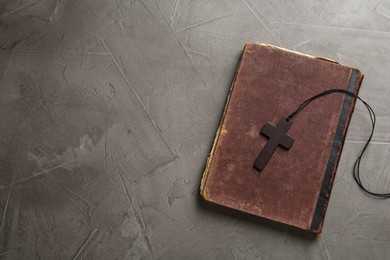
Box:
[1,0,390,259]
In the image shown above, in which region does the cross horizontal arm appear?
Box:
[279,134,294,149]
[261,123,276,138]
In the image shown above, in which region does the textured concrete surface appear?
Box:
[0,0,390,259]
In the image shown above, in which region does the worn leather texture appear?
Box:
[200,42,363,233]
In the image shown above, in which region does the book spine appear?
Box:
[310,69,363,233]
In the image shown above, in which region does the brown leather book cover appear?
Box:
[200,42,363,233]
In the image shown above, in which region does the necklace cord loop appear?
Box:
[288,89,389,199]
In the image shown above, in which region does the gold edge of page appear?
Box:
[200,45,247,200]
[254,41,365,73]
[253,41,340,64]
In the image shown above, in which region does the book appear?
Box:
[200,42,363,233]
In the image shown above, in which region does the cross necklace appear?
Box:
[251,88,390,199]
[253,117,294,171]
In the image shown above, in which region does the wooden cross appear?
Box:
[254,117,295,171]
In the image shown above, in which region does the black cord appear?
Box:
[287,89,390,199]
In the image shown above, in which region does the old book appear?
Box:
[200,42,363,233]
